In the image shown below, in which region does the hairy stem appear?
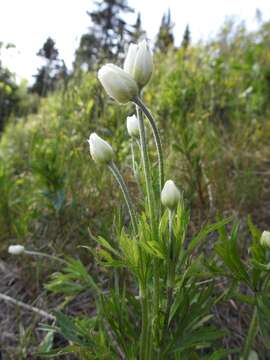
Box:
[135,104,156,223]
[140,287,150,360]
[135,103,160,355]
[134,96,164,195]
[130,139,142,193]
[162,210,175,342]
[108,161,138,235]
[25,250,67,264]
[242,306,258,360]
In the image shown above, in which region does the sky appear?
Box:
[0,0,269,83]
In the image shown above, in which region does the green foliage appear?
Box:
[1,17,270,359]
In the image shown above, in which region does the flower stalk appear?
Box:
[134,96,164,195]
[242,306,258,360]
[136,103,161,354]
[108,161,138,235]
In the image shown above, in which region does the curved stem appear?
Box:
[134,97,164,195]
[242,306,258,360]
[135,105,156,223]
[24,250,67,264]
[108,161,138,235]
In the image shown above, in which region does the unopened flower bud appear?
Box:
[88,133,114,164]
[8,245,25,255]
[127,115,140,137]
[124,43,138,75]
[260,231,270,249]
[98,64,138,104]
[161,180,181,210]
[124,40,153,88]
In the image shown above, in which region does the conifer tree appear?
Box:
[31,37,66,97]
[155,9,174,52]
[74,0,134,71]
[181,25,191,49]
[0,42,19,131]
[131,12,145,42]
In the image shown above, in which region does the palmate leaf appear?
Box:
[214,222,250,286]
[140,240,165,259]
[37,313,106,358]
[98,290,139,359]
[257,294,270,347]
[37,345,114,359]
[36,345,81,358]
[169,258,211,325]
[179,217,233,267]
[201,348,239,359]
[187,217,233,255]
[170,326,225,354]
[46,257,99,295]
[53,311,96,347]
[95,236,120,257]
[119,229,140,273]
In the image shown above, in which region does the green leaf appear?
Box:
[171,327,225,353]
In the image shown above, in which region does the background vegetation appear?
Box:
[0,1,270,358]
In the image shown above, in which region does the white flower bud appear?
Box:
[260,231,270,249]
[127,115,140,137]
[124,40,153,88]
[161,180,181,210]
[8,245,25,255]
[88,133,114,164]
[98,64,139,104]
[123,43,138,74]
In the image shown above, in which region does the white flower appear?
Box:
[127,115,140,137]
[124,40,153,88]
[123,43,138,74]
[260,231,270,249]
[8,245,25,255]
[98,64,138,104]
[161,180,181,209]
[88,133,114,164]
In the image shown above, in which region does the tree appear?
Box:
[31,37,67,96]
[0,43,20,132]
[131,12,145,42]
[155,9,174,52]
[74,0,134,71]
[181,25,191,49]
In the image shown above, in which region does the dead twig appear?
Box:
[0,292,55,321]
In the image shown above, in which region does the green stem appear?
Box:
[24,251,67,264]
[136,103,160,356]
[134,97,164,195]
[168,210,176,285]
[130,139,142,193]
[131,140,137,178]
[140,287,149,360]
[242,306,258,360]
[108,161,138,235]
[161,210,175,343]
[135,105,156,224]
